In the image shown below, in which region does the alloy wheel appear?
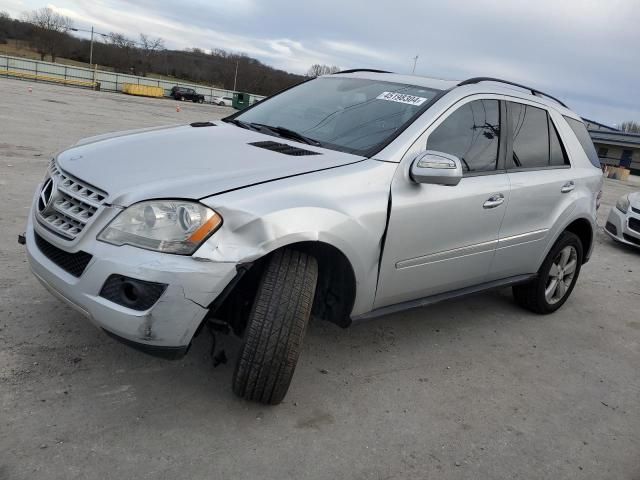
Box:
[545,245,578,304]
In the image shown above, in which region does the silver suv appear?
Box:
[24,70,603,404]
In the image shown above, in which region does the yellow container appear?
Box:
[122,83,164,98]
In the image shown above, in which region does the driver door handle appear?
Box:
[483,193,505,209]
[561,181,575,193]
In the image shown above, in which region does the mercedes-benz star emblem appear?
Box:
[38,178,55,213]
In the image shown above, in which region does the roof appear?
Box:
[330,70,459,91]
[589,129,640,149]
[329,70,577,117]
[582,117,620,132]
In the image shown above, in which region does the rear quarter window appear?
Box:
[508,102,549,169]
[563,116,601,168]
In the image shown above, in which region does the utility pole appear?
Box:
[233,60,239,91]
[411,55,419,74]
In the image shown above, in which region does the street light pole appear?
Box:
[89,26,94,66]
[70,26,108,66]
[411,55,419,74]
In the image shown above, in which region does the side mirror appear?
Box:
[410,150,463,186]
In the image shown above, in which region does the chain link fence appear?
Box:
[0,54,265,104]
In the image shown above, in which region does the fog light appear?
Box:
[99,275,167,311]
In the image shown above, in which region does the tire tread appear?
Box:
[232,249,318,404]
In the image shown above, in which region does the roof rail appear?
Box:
[457,77,568,109]
[334,68,392,75]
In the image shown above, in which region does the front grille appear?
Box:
[623,234,640,246]
[632,207,640,215]
[629,217,640,233]
[34,231,93,277]
[36,159,108,240]
[249,141,321,156]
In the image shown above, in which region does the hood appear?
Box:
[629,191,640,208]
[56,122,364,206]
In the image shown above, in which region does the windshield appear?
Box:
[232,77,441,155]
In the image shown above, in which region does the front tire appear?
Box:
[232,249,318,404]
[513,231,583,314]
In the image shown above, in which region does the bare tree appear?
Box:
[108,32,134,49]
[0,11,10,19]
[139,33,164,76]
[620,120,640,134]
[107,32,136,72]
[306,64,341,77]
[22,7,73,61]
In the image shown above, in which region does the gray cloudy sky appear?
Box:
[2,0,639,125]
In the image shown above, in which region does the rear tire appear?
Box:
[513,231,583,314]
[232,249,318,404]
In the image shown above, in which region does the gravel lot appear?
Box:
[0,77,639,480]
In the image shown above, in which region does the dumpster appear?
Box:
[122,83,164,98]
[232,92,251,110]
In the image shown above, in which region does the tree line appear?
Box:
[620,121,640,134]
[0,8,344,95]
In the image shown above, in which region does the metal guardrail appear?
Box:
[0,54,266,104]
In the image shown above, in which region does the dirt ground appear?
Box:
[0,78,639,480]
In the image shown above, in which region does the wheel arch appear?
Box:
[211,241,357,333]
[564,217,594,264]
[540,216,595,268]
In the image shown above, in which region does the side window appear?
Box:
[427,99,500,174]
[549,117,570,166]
[508,102,549,169]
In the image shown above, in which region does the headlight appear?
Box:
[616,194,630,214]
[98,200,222,254]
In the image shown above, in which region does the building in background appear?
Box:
[584,118,640,174]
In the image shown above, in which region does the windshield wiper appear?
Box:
[223,118,258,131]
[250,123,321,146]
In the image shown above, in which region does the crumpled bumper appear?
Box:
[25,210,238,356]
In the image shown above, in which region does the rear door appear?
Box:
[375,97,510,308]
[488,100,575,279]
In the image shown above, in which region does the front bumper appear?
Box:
[604,206,640,248]
[25,205,238,356]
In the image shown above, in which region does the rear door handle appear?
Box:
[561,181,575,193]
[483,193,505,209]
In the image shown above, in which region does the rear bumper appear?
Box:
[26,207,238,354]
[605,207,640,248]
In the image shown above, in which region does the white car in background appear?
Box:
[212,96,232,106]
[605,191,640,248]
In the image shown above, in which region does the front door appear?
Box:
[375,98,509,308]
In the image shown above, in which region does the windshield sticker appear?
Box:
[376,92,428,106]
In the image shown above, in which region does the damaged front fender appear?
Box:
[197,160,397,316]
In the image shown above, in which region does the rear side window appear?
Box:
[563,116,601,168]
[508,102,549,168]
[549,117,570,166]
[427,99,500,174]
